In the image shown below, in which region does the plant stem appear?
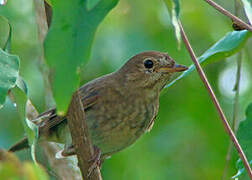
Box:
[222,52,242,180]
[222,2,242,178]
[178,20,252,179]
[204,0,252,32]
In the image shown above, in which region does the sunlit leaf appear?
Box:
[0,49,19,108]
[44,0,119,115]
[164,0,181,48]
[165,30,251,89]
[241,0,252,24]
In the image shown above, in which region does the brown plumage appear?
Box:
[9,51,187,159]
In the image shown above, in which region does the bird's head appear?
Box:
[117,51,188,91]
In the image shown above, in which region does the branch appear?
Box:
[204,0,252,32]
[26,100,82,179]
[66,91,102,180]
[178,20,252,179]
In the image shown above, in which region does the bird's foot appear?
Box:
[61,144,75,157]
[87,146,102,177]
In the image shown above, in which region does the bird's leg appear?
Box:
[87,146,102,177]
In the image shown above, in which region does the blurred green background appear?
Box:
[0,0,252,179]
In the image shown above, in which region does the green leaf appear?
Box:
[165,30,251,89]
[0,16,11,51]
[0,48,19,108]
[232,103,252,179]
[241,0,252,24]
[237,103,252,161]
[11,87,38,146]
[16,76,28,95]
[164,0,181,48]
[11,87,39,163]
[44,0,119,115]
[0,18,38,162]
[87,0,101,10]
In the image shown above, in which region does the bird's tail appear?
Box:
[8,137,29,152]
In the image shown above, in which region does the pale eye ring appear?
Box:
[144,59,154,69]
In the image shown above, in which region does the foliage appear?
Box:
[44,0,119,115]
[0,149,48,180]
[0,0,252,179]
[165,30,251,89]
[0,49,19,107]
[232,104,252,179]
[0,16,37,161]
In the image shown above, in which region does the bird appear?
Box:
[9,51,187,160]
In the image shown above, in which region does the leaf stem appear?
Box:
[222,52,242,180]
[204,0,252,32]
[178,20,252,179]
[222,2,243,178]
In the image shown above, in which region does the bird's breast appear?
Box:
[85,89,159,155]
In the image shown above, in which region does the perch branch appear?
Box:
[26,100,82,179]
[66,91,102,180]
[204,0,252,32]
[178,20,252,179]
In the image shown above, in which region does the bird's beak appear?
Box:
[159,63,188,73]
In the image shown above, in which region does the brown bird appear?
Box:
[9,51,187,160]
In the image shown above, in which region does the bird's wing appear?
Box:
[38,89,99,134]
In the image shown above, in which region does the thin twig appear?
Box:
[178,20,252,179]
[204,0,252,32]
[222,52,242,180]
[67,91,102,180]
[222,2,243,178]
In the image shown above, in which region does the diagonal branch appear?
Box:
[178,20,252,179]
[67,91,102,180]
[204,0,252,32]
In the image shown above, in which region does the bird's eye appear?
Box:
[144,59,154,69]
